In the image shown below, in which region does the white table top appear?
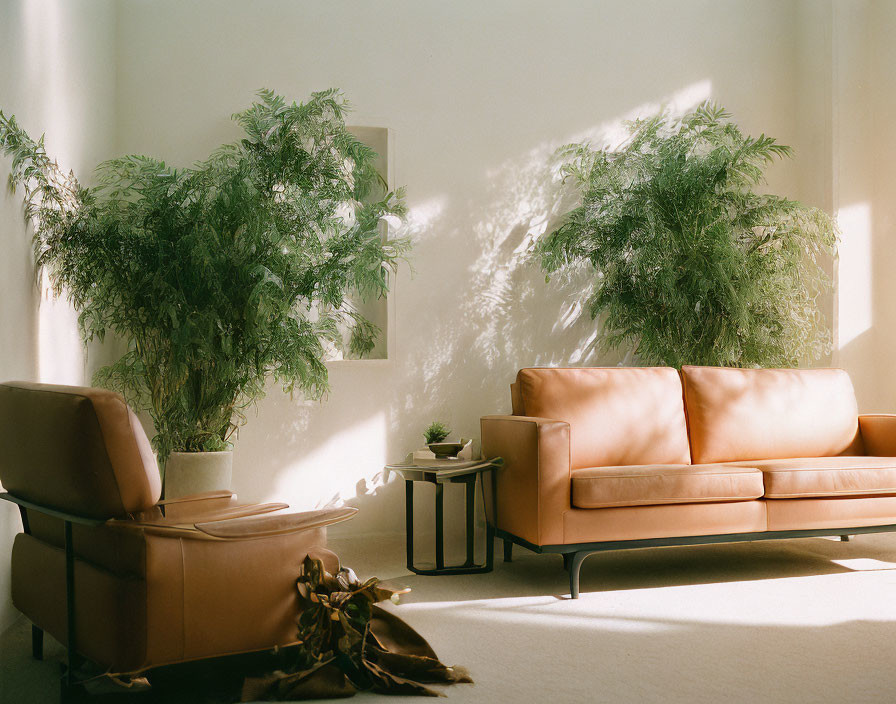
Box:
[385,457,502,480]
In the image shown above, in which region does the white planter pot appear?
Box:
[164,450,233,499]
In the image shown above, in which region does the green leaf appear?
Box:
[0,89,410,461]
[534,101,837,369]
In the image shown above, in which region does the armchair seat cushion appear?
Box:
[570,464,764,509]
[725,456,896,499]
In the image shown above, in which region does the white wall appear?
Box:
[870,2,896,404]
[112,0,806,541]
[0,0,118,633]
[1,0,892,630]
[820,0,896,413]
[794,1,836,347]
[831,0,880,406]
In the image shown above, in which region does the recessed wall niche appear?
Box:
[329,126,395,361]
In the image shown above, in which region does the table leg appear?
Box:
[405,480,415,571]
[463,475,476,567]
[486,521,495,571]
[435,482,445,570]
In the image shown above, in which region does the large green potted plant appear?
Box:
[0,88,409,496]
[536,103,837,368]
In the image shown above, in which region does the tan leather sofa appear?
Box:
[0,381,355,695]
[481,366,896,597]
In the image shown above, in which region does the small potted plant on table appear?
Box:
[424,421,468,459]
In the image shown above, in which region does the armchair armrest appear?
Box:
[194,506,358,539]
[859,414,896,456]
[156,490,239,520]
[480,415,570,546]
[156,490,234,506]
[129,490,244,522]
[114,506,358,540]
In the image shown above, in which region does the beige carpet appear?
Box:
[3,532,896,703]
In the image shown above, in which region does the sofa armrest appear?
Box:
[859,414,896,456]
[480,415,570,546]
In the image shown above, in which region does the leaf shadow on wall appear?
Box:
[231,94,717,554]
[230,142,623,550]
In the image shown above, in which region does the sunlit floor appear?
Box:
[3,532,896,703]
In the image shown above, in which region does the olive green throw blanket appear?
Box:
[240,556,473,700]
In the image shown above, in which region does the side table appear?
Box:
[386,458,503,575]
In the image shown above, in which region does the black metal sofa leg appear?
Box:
[503,539,512,562]
[32,624,43,660]
[568,551,590,599]
[840,535,850,542]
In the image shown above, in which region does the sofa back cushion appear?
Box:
[681,366,863,464]
[515,367,691,469]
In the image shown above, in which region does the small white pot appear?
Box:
[164,450,233,499]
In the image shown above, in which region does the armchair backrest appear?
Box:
[0,381,161,519]
[681,366,864,463]
[514,367,692,469]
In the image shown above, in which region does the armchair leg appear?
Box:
[32,624,43,660]
[567,551,590,599]
[503,539,512,563]
[562,553,572,571]
[840,535,850,542]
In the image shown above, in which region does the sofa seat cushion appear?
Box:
[725,456,896,499]
[570,464,764,509]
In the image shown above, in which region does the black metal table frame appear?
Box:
[1,491,105,701]
[402,462,500,576]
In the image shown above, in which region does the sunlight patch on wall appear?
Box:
[467,80,713,371]
[598,79,713,148]
[37,274,84,384]
[836,202,872,347]
[25,0,92,386]
[405,196,447,241]
[267,409,388,510]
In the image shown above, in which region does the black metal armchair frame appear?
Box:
[1,491,104,701]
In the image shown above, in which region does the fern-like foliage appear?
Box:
[0,89,409,459]
[536,102,837,368]
[423,421,451,444]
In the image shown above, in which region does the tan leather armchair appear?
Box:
[0,381,355,695]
